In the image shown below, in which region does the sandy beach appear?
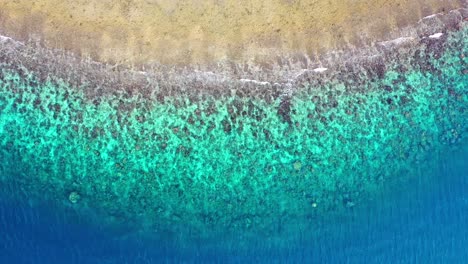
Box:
[0,0,464,68]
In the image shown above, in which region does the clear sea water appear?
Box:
[1,147,467,263]
[0,12,467,264]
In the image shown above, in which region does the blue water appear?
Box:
[1,9,467,263]
[1,146,467,263]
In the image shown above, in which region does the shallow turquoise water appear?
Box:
[0,136,467,263]
[0,13,467,262]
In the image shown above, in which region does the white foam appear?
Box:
[428,32,443,39]
[418,12,442,23]
[421,13,442,20]
[0,34,24,47]
[423,14,438,19]
[0,35,12,42]
[293,69,310,78]
[239,79,270,85]
[312,67,328,73]
[378,37,415,47]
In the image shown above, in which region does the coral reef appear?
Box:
[0,7,466,253]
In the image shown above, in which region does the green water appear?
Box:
[0,20,467,251]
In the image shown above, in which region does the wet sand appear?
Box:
[0,0,464,68]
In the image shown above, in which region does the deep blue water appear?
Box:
[0,10,467,263]
[1,145,467,263]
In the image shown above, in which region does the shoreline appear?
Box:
[0,7,466,101]
[0,6,467,256]
[0,1,465,69]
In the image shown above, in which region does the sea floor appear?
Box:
[0,6,467,263]
[0,142,466,263]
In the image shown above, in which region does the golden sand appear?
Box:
[0,0,463,67]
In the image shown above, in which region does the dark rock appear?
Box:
[277,97,292,124]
